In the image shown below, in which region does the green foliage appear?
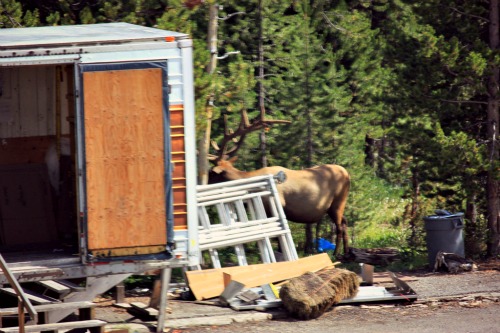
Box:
[0,0,23,27]
[4,0,498,260]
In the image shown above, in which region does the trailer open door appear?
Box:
[78,62,173,260]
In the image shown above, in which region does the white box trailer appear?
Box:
[0,22,199,327]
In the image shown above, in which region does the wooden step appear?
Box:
[35,280,72,299]
[129,302,159,318]
[2,266,64,280]
[54,279,86,292]
[0,301,96,317]
[0,288,57,304]
[0,319,106,333]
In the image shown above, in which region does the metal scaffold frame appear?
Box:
[195,175,298,269]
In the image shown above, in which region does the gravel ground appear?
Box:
[177,269,500,333]
[405,269,500,299]
[95,265,500,332]
[180,301,500,333]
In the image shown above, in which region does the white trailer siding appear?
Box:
[0,23,198,269]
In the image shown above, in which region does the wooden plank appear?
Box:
[0,288,56,304]
[0,136,54,165]
[36,280,71,296]
[0,164,58,247]
[0,68,14,137]
[83,68,167,254]
[37,66,53,136]
[55,279,86,292]
[372,272,418,284]
[169,105,187,230]
[129,302,159,317]
[185,253,333,300]
[0,319,106,333]
[90,245,166,258]
[18,66,38,137]
[0,301,96,316]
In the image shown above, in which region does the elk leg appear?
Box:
[341,216,349,254]
[328,209,348,255]
[335,224,342,256]
[315,220,323,252]
[304,224,315,254]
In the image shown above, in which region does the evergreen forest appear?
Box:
[2,0,499,264]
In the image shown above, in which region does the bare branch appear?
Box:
[320,12,346,32]
[448,6,489,22]
[218,11,245,21]
[217,51,240,60]
[438,98,488,105]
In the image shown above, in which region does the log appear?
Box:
[279,267,360,320]
[434,251,475,273]
[340,247,400,266]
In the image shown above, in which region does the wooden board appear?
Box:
[0,66,70,139]
[170,104,188,229]
[372,272,418,284]
[0,136,53,165]
[185,253,333,300]
[0,320,106,333]
[0,163,57,247]
[83,68,167,254]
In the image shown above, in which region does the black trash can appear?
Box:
[423,212,465,267]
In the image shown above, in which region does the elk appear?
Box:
[205,107,350,255]
[211,156,351,255]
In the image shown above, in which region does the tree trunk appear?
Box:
[377,135,387,178]
[465,194,480,257]
[487,0,500,257]
[207,4,219,75]
[303,22,314,254]
[198,4,219,185]
[364,134,375,168]
[258,0,268,168]
[408,168,421,249]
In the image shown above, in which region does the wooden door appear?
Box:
[82,66,168,258]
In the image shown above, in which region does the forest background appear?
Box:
[2,0,499,265]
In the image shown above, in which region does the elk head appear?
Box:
[208,108,290,164]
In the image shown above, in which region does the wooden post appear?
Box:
[18,298,25,333]
[155,268,172,333]
[149,278,162,309]
[114,282,125,304]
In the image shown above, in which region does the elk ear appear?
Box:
[212,166,223,174]
[228,156,238,164]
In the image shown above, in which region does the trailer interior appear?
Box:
[0,64,79,262]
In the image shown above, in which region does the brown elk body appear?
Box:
[212,157,351,255]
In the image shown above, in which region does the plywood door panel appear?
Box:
[83,68,167,254]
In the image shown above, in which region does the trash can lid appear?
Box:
[425,212,464,219]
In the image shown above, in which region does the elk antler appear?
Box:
[211,108,290,161]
